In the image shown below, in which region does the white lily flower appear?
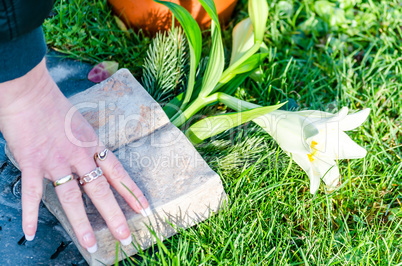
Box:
[254,107,370,194]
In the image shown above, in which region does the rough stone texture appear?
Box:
[6,69,226,265]
[67,69,170,152]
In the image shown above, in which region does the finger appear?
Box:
[95,148,150,216]
[51,168,98,253]
[21,167,43,241]
[75,159,133,246]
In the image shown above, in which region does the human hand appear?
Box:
[0,59,150,253]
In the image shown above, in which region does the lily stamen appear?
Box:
[307,141,318,162]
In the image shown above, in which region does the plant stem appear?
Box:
[172,41,262,127]
[171,92,261,127]
[172,93,219,127]
[214,41,262,92]
[173,41,262,126]
[216,93,260,111]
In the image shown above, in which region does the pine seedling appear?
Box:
[141,27,189,103]
[200,134,273,177]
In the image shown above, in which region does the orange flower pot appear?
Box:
[108,0,238,35]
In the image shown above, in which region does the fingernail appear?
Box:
[120,235,132,246]
[140,207,152,217]
[83,232,96,249]
[87,243,98,253]
[25,234,35,241]
[116,224,130,239]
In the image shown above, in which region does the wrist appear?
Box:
[0,59,54,116]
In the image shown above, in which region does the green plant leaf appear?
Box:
[249,0,269,42]
[233,53,268,75]
[209,0,270,95]
[163,92,184,118]
[216,93,259,111]
[199,21,225,97]
[314,0,335,19]
[154,0,202,109]
[113,15,130,37]
[220,53,268,84]
[185,102,285,144]
[154,1,201,65]
[197,0,225,98]
[219,70,255,95]
[197,0,220,26]
[230,18,254,66]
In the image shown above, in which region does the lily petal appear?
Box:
[253,106,368,194]
[332,107,349,122]
[296,109,334,119]
[255,111,318,153]
[339,108,371,131]
[292,152,315,188]
[311,156,339,194]
[309,107,348,130]
[307,126,367,160]
[298,108,348,133]
[335,131,367,159]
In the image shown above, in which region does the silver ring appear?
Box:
[79,167,103,186]
[53,174,74,187]
[94,149,109,161]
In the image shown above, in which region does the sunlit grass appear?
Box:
[44,0,401,264]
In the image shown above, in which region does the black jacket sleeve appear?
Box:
[0,0,54,42]
[0,0,54,83]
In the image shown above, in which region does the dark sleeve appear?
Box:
[0,0,54,41]
[0,0,54,82]
[0,26,47,82]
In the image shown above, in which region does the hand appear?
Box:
[0,59,150,253]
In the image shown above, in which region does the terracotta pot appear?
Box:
[108,0,238,35]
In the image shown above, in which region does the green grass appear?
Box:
[44,0,401,264]
[43,0,151,76]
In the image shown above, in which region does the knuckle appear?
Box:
[52,151,69,165]
[90,179,111,199]
[21,186,42,202]
[72,219,90,233]
[19,151,45,169]
[75,148,94,161]
[59,188,82,205]
[110,162,127,182]
[70,149,96,167]
[105,210,125,225]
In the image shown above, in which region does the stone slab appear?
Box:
[6,69,226,265]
